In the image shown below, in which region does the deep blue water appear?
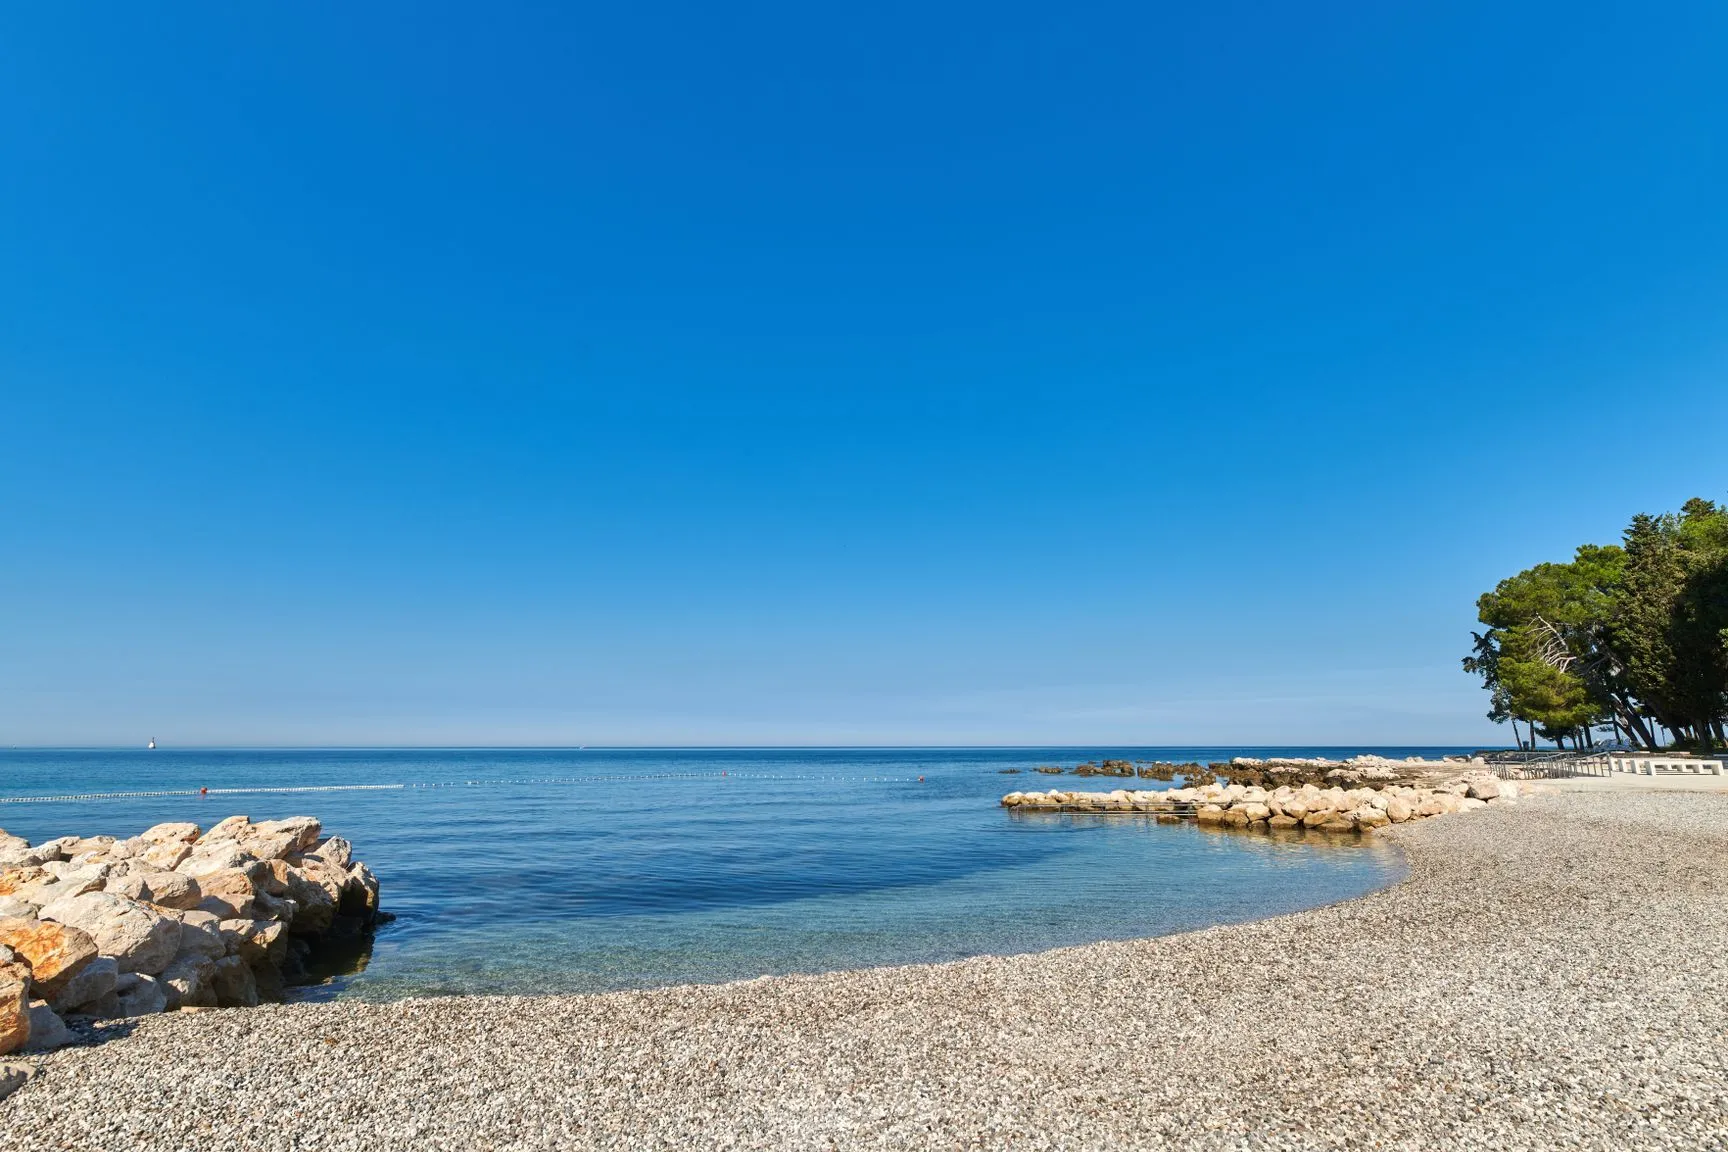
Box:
[0,747,1442,998]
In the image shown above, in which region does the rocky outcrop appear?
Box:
[0,816,381,1054]
[1002,774,1520,835]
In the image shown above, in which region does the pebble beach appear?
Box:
[3,789,1725,1151]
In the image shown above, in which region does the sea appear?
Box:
[0,747,1446,1000]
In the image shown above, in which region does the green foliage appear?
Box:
[1465,497,1728,750]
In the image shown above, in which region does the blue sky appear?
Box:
[2,3,1725,746]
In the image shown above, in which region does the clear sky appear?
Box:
[2,3,1725,747]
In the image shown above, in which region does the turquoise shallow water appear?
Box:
[0,747,1433,998]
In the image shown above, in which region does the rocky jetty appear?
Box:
[1209,753,1483,789]
[1001,772,1516,831]
[1024,754,1483,789]
[0,816,379,1059]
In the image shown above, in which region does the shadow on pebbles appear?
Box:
[3,791,1725,1151]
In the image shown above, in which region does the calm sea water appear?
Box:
[0,747,1440,999]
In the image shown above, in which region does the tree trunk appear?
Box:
[1624,709,1657,750]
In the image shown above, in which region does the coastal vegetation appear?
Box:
[1465,497,1728,751]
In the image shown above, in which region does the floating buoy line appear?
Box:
[0,773,924,806]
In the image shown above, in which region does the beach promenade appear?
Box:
[3,789,1724,1151]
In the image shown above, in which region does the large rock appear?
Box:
[139,822,201,845]
[1465,776,1502,801]
[112,972,167,1017]
[236,832,299,862]
[141,841,193,872]
[282,861,345,936]
[342,862,380,921]
[309,837,353,869]
[0,837,77,868]
[1355,808,1392,829]
[0,917,99,998]
[178,842,253,879]
[11,865,109,907]
[1386,797,1413,823]
[0,958,29,1055]
[106,868,204,911]
[172,910,228,961]
[0,897,37,920]
[193,869,257,919]
[160,955,218,1010]
[0,867,48,897]
[21,1001,72,1052]
[211,955,259,1008]
[251,817,322,853]
[50,954,118,1013]
[198,816,252,844]
[220,919,286,969]
[39,892,182,975]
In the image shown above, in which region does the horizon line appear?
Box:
[1,742,1495,752]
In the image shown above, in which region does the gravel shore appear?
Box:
[4,790,1725,1151]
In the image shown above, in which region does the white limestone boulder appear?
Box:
[39,892,182,975]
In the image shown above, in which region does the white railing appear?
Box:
[1606,753,1724,777]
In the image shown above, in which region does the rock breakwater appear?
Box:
[1002,773,1516,832]
[1027,754,1484,789]
[0,816,379,1060]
